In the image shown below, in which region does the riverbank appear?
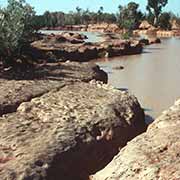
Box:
[0,61,146,180]
[1,36,180,179]
[1,58,180,179]
[41,23,122,33]
[30,31,144,62]
[134,29,180,37]
[92,98,180,180]
[41,23,180,38]
[0,62,107,116]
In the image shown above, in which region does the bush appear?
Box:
[158,12,171,30]
[0,0,35,67]
[122,31,132,40]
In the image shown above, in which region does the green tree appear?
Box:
[82,9,90,24]
[44,11,52,27]
[0,0,35,66]
[118,2,143,30]
[97,6,104,23]
[158,12,171,30]
[32,15,45,30]
[74,6,82,24]
[146,0,168,26]
[103,13,117,23]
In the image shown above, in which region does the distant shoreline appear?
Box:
[40,23,180,37]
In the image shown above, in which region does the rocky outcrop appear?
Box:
[0,81,145,180]
[149,37,161,44]
[87,23,122,33]
[139,20,153,30]
[0,62,107,116]
[42,23,122,33]
[42,32,86,44]
[139,38,150,46]
[92,99,180,180]
[31,35,143,62]
[42,25,87,31]
[138,38,161,46]
[134,28,180,37]
[61,32,88,40]
[107,41,143,57]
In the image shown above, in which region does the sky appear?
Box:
[0,0,180,15]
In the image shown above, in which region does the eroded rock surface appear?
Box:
[31,34,143,62]
[0,62,107,116]
[92,99,180,180]
[0,82,145,180]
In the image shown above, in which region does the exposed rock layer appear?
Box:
[0,82,145,180]
[92,99,180,180]
[0,62,107,116]
[31,37,143,62]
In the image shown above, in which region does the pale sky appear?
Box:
[0,0,180,15]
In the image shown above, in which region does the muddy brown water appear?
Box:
[95,38,180,123]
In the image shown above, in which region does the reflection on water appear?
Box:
[95,38,180,120]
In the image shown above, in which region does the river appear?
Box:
[40,30,180,122]
[95,37,180,122]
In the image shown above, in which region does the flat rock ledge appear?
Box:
[0,81,145,180]
[92,99,180,180]
[31,37,143,62]
[0,62,107,116]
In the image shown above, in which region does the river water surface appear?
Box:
[95,38,180,122]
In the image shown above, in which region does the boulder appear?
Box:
[42,33,85,45]
[112,66,124,70]
[0,62,107,116]
[78,46,98,61]
[0,81,145,180]
[139,38,150,45]
[56,35,68,43]
[70,38,84,44]
[72,33,88,40]
[92,99,180,180]
[149,37,161,44]
[87,23,121,33]
[61,32,87,41]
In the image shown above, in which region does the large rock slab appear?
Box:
[0,62,107,116]
[31,35,143,62]
[0,82,145,180]
[92,99,180,180]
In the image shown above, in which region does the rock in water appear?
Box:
[0,82,145,180]
[149,37,161,44]
[92,99,180,180]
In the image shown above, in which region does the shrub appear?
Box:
[0,0,35,67]
[158,12,171,30]
[122,31,132,40]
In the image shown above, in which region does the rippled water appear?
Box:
[95,38,180,121]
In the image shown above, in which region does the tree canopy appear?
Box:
[118,2,144,30]
[0,0,35,66]
[32,7,117,30]
[146,0,168,26]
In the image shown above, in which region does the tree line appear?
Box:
[32,0,180,31]
[32,7,117,30]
